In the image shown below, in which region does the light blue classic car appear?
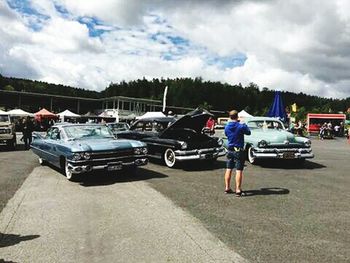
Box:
[30,123,148,180]
[224,117,314,164]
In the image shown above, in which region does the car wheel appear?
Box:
[164,148,176,168]
[247,146,256,164]
[7,137,16,150]
[64,158,74,181]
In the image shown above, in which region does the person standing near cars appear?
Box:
[224,110,251,196]
[23,116,34,150]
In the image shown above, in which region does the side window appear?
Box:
[133,121,145,131]
[50,128,60,140]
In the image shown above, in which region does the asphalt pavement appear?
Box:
[0,136,349,262]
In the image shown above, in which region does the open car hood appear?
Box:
[160,108,213,137]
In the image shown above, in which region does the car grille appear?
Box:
[90,149,134,160]
[264,143,308,149]
[0,129,10,134]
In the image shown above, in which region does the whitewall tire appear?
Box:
[164,148,176,168]
[247,147,256,164]
[64,159,74,181]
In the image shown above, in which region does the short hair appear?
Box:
[229,110,238,120]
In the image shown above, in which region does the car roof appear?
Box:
[53,123,106,128]
[245,116,282,122]
[135,117,176,122]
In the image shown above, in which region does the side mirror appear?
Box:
[32,132,43,140]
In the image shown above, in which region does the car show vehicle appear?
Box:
[224,117,314,164]
[30,123,148,181]
[0,113,16,149]
[245,117,313,164]
[117,109,226,168]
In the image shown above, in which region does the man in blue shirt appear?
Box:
[224,110,251,196]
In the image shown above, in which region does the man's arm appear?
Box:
[242,124,251,135]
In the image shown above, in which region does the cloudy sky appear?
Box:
[1,0,350,98]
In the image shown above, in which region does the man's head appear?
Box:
[229,110,238,120]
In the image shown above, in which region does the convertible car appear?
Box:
[30,123,148,181]
[117,109,226,168]
[224,117,314,164]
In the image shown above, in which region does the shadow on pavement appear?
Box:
[243,187,290,196]
[256,159,326,170]
[0,259,18,263]
[0,144,29,152]
[0,233,40,248]
[79,167,168,187]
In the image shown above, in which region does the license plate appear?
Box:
[108,164,122,171]
[283,152,295,159]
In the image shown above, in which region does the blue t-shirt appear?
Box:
[225,121,251,148]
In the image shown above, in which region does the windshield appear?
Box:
[108,123,129,131]
[131,120,173,132]
[247,120,285,130]
[0,115,9,122]
[64,125,114,139]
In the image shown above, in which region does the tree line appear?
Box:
[1,74,349,119]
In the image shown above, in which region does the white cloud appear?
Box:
[0,0,349,99]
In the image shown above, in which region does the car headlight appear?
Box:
[304,140,311,147]
[217,138,223,146]
[72,153,83,161]
[258,140,268,148]
[134,147,148,155]
[179,141,187,150]
[134,148,141,154]
[83,152,91,160]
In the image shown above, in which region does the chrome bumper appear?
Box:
[252,147,314,159]
[67,158,148,174]
[174,147,226,161]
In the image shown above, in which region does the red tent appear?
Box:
[307,113,346,133]
[34,108,57,121]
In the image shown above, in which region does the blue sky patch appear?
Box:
[77,16,112,37]
[7,0,49,31]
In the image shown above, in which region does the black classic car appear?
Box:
[117,109,226,167]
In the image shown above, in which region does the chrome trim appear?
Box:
[175,147,226,161]
[68,154,147,163]
[67,158,148,174]
[143,141,176,148]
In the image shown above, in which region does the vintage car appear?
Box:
[30,123,148,181]
[224,117,314,164]
[0,113,16,149]
[117,109,226,168]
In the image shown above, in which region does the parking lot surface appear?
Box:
[0,137,349,262]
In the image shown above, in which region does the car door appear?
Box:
[45,127,61,166]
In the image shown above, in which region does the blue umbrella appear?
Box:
[267,91,287,121]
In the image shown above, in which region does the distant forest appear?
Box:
[1,74,349,119]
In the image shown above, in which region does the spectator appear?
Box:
[206,116,215,135]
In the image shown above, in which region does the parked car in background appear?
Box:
[117,109,226,168]
[224,117,314,165]
[107,122,130,136]
[30,123,148,181]
[0,113,16,149]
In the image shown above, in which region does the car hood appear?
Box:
[248,129,297,143]
[68,138,145,152]
[160,108,213,137]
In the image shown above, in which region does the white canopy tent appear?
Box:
[0,109,7,114]
[7,109,34,117]
[238,110,253,118]
[136,112,166,120]
[58,110,80,122]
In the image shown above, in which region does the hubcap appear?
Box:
[164,149,175,167]
[65,160,73,180]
